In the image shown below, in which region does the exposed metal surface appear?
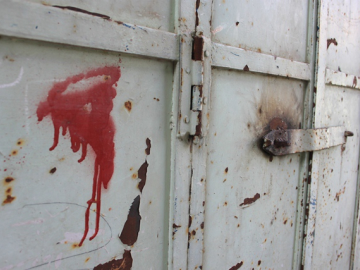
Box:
[263,126,348,156]
[0,1,179,61]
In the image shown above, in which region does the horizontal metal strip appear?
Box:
[0,0,179,61]
[325,68,360,90]
[212,42,311,81]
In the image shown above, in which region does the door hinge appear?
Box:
[189,36,204,137]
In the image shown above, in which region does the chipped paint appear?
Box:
[239,193,260,207]
[119,195,141,246]
[94,250,133,270]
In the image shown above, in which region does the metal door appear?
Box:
[0,0,360,270]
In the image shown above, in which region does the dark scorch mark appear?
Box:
[240,193,260,206]
[94,249,133,270]
[119,195,141,246]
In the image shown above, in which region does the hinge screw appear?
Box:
[185,68,191,74]
[204,50,210,57]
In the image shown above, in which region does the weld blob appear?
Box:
[37,66,121,246]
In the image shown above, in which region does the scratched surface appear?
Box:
[27,0,175,32]
[203,69,305,269]
[211,0,309,62]
[0,37,172,269]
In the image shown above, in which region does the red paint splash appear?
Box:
[37,66,121,246]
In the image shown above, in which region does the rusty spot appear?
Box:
[124,101,132,112]
[173,223,181,229]
[71,243,80,249]
[145,138,151,155]
[353,76,357,87]
[200,222,204,229]
[240,193,260,206]
[53,6,111,20]
[119,196,141,246]
[16,139,25,146]
[4,177,14,184]
[192,230,196,235]
[85,257,90,263]
[269,156,273,162]
[243,65,250,71]
[236,21,239,26]
[225,167,228,173]
[5,55,15,62]
[283,219,288,225]
[269,117,287,130]
[327,38,338,49]
[132,173,137,179]
[49,167,57,174]
[6,187,12,194]
[224,201,228,206]
[137,161,148,193]
[192,36,204,61]
[189,215,193,228]
[153,97,160,101]
[229,261,243,270]
[335,187,346,202]
[2,194,15,205]
[94,250,132,270]
[258,260,261,266]
[11,150,18,156]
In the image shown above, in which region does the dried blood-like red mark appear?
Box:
[37,66,121,246]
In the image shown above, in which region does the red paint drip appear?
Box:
[37,66,121,246]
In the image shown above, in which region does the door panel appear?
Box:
[211,0,309,62]
[203,69,306,269]
[0,36,172,269]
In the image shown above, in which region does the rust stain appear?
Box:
[269,117,287,130]
[4,55,15,62]
[131,173,137,179]
[71,243,80,249]
[353,76,357,87]
[52,5,111,20]
[6,187,12,194]
[137,161,148,193]
[327,38,338,49]
[124,101,132,112]
[195,0,201,27]
[119,195,141,246]
[145,138,151,155]
[236,21,239,26]
[49,167,57,174]
[243,65,250,71]
[335,187,346,202]
[283,218,288,225]
[225,167,228,174]
[192,36,204,61]
[200,222,204,229]
[3,194,15,205]
[240,193,260,206]
[16,139,25,146]
[85,257,90,263]
[10,150,18,156]
[229,261,243,270]
[94,250,132,270]
[173,223,181,228]
[258,260,261,266]
[4,177,14,184]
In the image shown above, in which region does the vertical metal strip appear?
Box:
[169,0,195,269]
[292,0,318,268]
[187,1,213,270]
[303,0,329,268]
